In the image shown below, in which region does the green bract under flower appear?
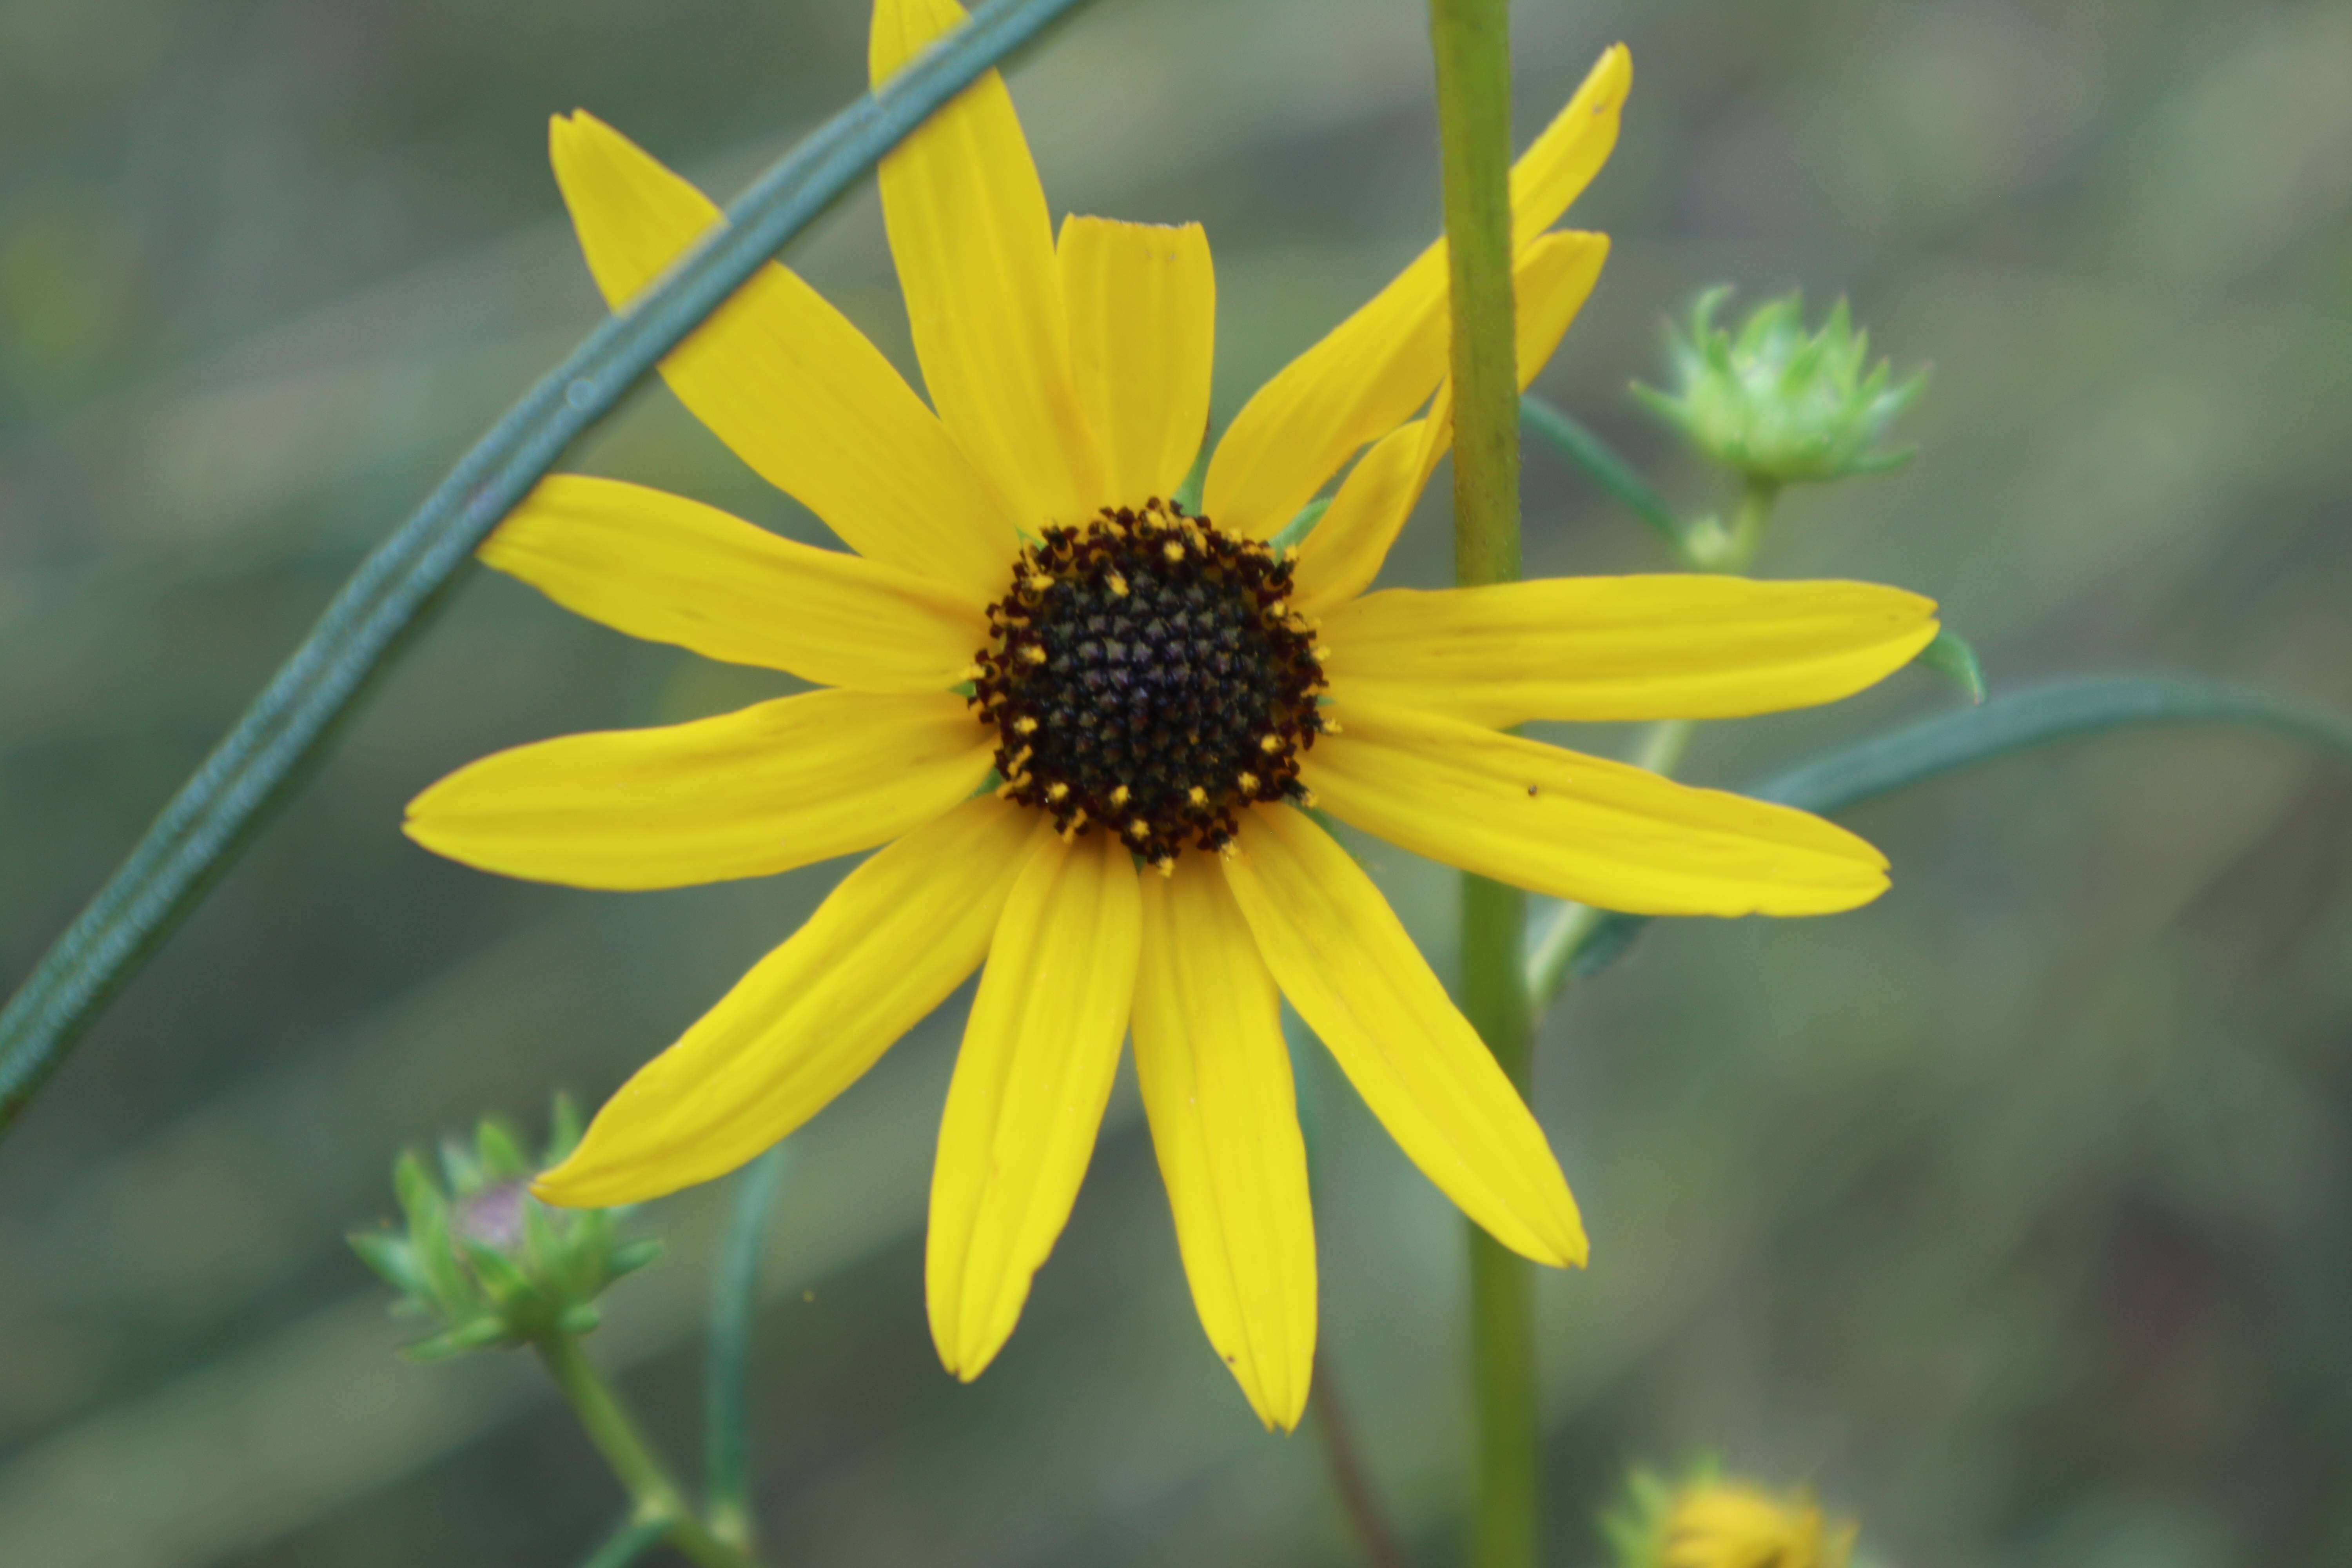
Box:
[350,1098,660,1359]
[1634,288,1925,485]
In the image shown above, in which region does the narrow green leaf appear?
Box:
[1530,675,2352,1007]
[0,0,1110,1142]
[1913,627,1987,704]
[1754,674,2352,815]
[1521,393,1689,559]
[705,1145,791,1550]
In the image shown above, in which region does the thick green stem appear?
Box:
[1430,0,1521,591]
[1428,0,1533,1562]
[1463,880,1537,1568]
[537,1333,760,1568]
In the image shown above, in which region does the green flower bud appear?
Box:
[350,1095,659,1359]
[1632,288,1926,485]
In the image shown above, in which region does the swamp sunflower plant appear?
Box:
[403,0,1936,1428]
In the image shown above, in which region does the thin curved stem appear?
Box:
[538,1332,762,1568]
[1312,1349,1411,1568]
[705,1146,790,1552]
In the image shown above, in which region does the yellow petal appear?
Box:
[871,0,1105,529]
[1134,856,1316,1431]
[1203,45,1630,538]
[1220,806,1586,1267]
[404,690,992,890]
[1294,232,1608,612]
[1504,45,1632,258]
[928,829,1141,1379]
[1200,256,1445,540]
[1301,699,1889,915]
[1059,216,1216,512]
[1323,575,1939,726]
[1292,411,1450,617]
[548,111,1015,602]
[533,797,1040,1207]
[483,475,987,691]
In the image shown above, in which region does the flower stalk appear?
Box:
[537,1331,762,1568]
[1427,0,1537,1563]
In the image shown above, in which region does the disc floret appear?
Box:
[971,498,1327,869]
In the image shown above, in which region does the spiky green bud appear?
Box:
[1633,288,1926,485]
[350,1095,658,1359]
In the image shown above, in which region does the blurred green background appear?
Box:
[4,0,2350,1563]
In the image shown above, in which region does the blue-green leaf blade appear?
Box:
[1533,674,2352,1005]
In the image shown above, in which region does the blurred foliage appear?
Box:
[2,1,2350,1566]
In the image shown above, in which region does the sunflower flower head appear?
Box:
[402,0,1939,1431]
[350,1098,659,1359]
[1633,287,1926,486]
[1603,1466,1860,1568]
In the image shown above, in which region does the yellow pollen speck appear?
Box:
[1162,541,1185,562]
[960,663,986,681]
[1045,781,1069,802]
[1109,785,1131,808]
[1217,840,1239,862]
[1025,570,1054,592]
[994,779,1018,798]
[1320,717,1343,735]
[1187,785,1207,806]
[1013,715,1039,735]
[1107,573,1129,597]
[1311,643,1331,660]
[1237,771,1261,793]
[1153,856,1176,877]
[1298,789,1319,808]
[1258,733,1281,753]
[1067,808,1087,831]
[1019,644,1047,665]
[1127,818,1149,839]
[1267,600,1287,617]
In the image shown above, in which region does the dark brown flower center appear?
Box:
[970,498,1327,870]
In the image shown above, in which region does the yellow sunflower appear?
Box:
[406,0,1936,1430]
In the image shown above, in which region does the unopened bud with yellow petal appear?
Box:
[1603,1465,1861,1568]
